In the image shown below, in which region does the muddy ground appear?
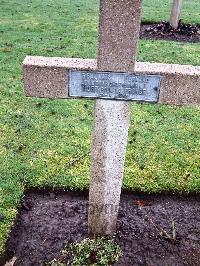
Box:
[1,189,200,266]
[140,22,200,42]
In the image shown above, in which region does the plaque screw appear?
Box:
[153,87,158,91]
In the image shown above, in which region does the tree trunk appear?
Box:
[170,0,182,29]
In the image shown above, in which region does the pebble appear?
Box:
[0,213,5,222]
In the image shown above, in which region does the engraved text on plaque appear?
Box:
[69,70,162,102]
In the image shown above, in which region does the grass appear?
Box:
[0,0,200,256]
[142,0,200,24]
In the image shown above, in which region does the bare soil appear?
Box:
[140,22,200,42]
[1,189,200,266]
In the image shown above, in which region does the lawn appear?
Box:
[142,0,200,24]
[0,0,200,255]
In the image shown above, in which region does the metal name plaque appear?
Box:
[69,70,162,102]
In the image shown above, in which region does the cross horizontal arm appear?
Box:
[23,56,200,106]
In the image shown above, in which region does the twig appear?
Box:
[146,215,177,243]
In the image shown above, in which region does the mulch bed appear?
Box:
[140,22,200,42]
[1,189,200,266]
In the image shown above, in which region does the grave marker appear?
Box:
[170,0,182,29]
[23,0,200,237]
[88,0,142,236]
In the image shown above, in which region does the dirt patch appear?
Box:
[1,189,200,266]
[140,22,200,42]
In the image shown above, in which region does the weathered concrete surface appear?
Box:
[170,0,182,29]
[23,57,96,99]
[88,0,142,236]
[23,56,200,106]
[97,0,141,73]
[88,100,131,235]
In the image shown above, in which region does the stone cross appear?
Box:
[170,0,182,29]
[23,0,200,237]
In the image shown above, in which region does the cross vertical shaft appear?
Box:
[88,0,142,236]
